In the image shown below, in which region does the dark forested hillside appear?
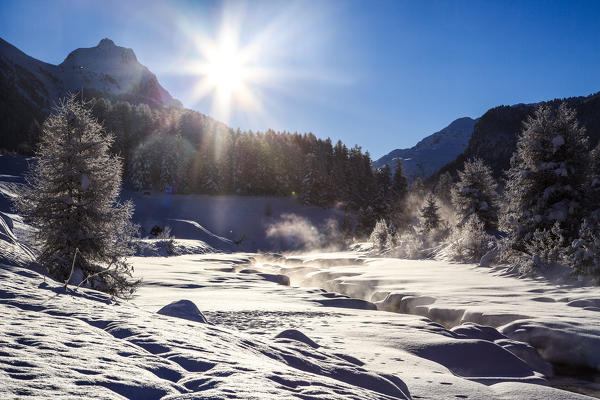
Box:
[431,92,600,182]
[89,96,379,211]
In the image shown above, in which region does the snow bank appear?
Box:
[0,262,412,399]
[133,238,215,257]
[253,253,600,379]
[129,253,595,399]
[157,299,209,323]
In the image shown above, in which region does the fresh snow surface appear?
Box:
[129,252,599,399]
[0,261,414,399]
[1,154,598,399]
[248,252,600,396]
[0,237,597,398]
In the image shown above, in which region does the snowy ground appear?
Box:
[1,154,599,399]
[128,252,600,399]
[1,251,594,399]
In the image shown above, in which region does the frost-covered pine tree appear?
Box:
[419,193,441,234]
[451,158,499,230]
[411,177,426,199]
[160,142,178,191]
[15,95,139,297]
[502,103,589,254]
[568,145,600,277]
[569,219,600,277]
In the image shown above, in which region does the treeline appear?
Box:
[79,97,394,223]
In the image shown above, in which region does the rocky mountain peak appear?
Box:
[98,38,115,47]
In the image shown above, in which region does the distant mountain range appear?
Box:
[0,37,180,151]
[377,91,600,186]
[373,117,477,182]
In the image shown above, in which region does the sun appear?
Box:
[204,41,246,97]
[187,26,261,123]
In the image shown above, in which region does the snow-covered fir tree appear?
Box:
[301,152,331,207]
[16,95,138,297]
[501,103,589,255]
[585,143,600,219]
[419,193,441,234]
[451,158,499,230]
[570,219,600,277]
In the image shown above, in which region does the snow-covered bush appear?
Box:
[569,219,600,278]
[15,95,139,297]
[369,219,394,251]
[451,158,499,230]
[523,222,567,269]
[389,228,426,259]
[445,215,495,263]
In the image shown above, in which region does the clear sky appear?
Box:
[1,0,599,158]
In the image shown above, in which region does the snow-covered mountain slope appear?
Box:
[0,37,180,111]
[374,117,477,182]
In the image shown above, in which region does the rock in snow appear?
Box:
[157,299,209,323]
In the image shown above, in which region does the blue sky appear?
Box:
[1,0,599,158]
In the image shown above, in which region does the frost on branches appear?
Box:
[451,158,499,230]
[501,104,589,263]
[16,95,139,297]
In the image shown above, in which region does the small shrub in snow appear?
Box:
[369,219,392,251]
[523,222,567,270]
[156,226,173,240]
[446,215,495,263]
[388,228,426,259]
[569,219,600,277]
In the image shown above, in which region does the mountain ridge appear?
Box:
[373,116,477,182]
[430,92,600,184]
[0,37,180,110]
[0,37,181,152]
